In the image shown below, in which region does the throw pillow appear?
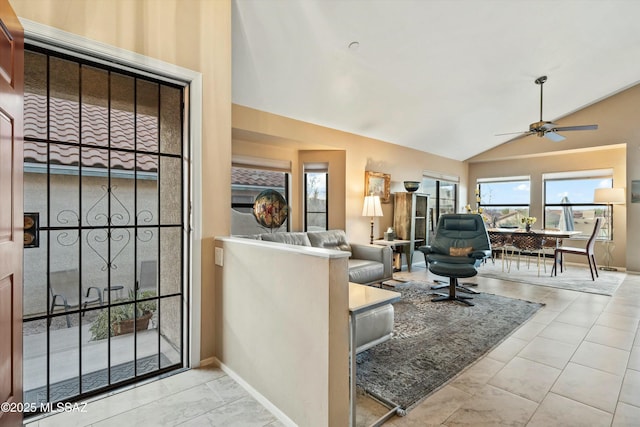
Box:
[449,246,473,256]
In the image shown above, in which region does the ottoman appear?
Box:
[428,262,477,306]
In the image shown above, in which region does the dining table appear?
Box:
[487,228,583,273]
[488,228,583,239]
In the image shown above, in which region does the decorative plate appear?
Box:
[253,189,289,229]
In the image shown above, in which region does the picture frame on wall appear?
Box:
[364,171,391,203]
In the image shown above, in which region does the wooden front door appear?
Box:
[0,0,24,425]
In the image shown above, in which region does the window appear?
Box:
[478,177,530,228]
[231,165,289,234]
[304,167,328,231]
[543,170,612,239]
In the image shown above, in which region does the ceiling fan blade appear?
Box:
[544,131,566,142]
[552,124,598,132]
[494,131,529,136]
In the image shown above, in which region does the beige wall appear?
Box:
[215,237,349,426]
[469,82,640,271]
[233,104,467,244]
[12,0,232,360]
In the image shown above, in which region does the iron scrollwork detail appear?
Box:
[54,184,155,270]
[86,184,131,227]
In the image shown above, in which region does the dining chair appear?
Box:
[136,260,158,292]
[551,217,603,281]
[49,269,103,328]
[488,231,508,271]
[508,233,546,276]
[540,228,560,260]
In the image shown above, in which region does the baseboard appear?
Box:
[217,359,297,427]
[199,356,218,368]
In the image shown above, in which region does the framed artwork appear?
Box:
[632,180,640,203]
[364,171,391,203]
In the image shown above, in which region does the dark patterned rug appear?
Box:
[355,281,542,413]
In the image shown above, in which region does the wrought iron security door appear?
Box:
[22,46,187,411]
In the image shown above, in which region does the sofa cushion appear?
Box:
[307,230,352,252]
[348,259,384,284]
[260,232,311,246]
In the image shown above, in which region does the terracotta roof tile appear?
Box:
[24,93,159,172]
[232,167,286,187]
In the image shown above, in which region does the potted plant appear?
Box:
[89,290,157,341]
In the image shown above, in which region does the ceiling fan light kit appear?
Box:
[498,75,598,142]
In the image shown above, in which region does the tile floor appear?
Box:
[25,264,640,426]
[25,367,284,427]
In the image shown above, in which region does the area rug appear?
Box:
[476,258,625,296]
[355,281,542,412]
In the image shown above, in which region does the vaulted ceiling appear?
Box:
[232,0,640,161]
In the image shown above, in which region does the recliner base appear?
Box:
[431,291,474,306]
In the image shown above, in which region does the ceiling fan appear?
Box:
[497,75,598,142]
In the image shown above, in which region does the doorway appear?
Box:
[22,45,188,409]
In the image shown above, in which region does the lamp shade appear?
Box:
[362,195,383,217]
[594,187,625,204]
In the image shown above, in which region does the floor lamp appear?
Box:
[362,195,383,244]
[593,187,625,271]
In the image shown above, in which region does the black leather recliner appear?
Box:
[418,214,492,306]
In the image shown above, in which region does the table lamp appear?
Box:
[593,187,625,271]
[362,195,383,244]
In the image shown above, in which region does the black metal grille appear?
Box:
[22,45,187,414]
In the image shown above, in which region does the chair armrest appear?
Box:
[50,294,68,310]
[418,245,433,264]
[418,245,434,254]
[350,243,393,279]
[469,250,491,260]
[350,243,390,262]
[86,286,103,304]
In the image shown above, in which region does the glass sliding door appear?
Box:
[421,177,458,244]
[22,46,187,413]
